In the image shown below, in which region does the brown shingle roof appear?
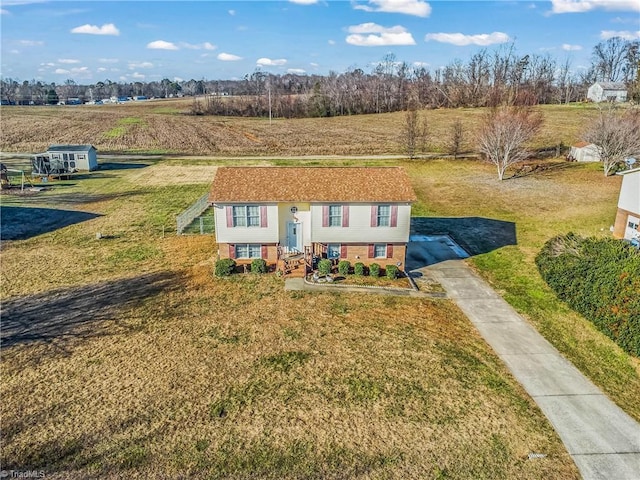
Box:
[573,141,591,148]
[209,167,417,203]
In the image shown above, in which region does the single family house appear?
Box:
[569,142,600,162]
[613,167,640,245]
[209,166,417,273]
[587,82,627,103]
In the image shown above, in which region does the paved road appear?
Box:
[426,259,640,480]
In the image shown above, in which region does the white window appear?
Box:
[327,244,341,259]
[233,205,260,227]
[377,205,391,227]
[374,244,387,258]
[236,244,261,258]
[329,205,342,227]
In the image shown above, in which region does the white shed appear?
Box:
[46,144,98,171]
[569,142,600,162]
[587,82,627,103]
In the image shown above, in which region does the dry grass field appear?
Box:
[0,99,601,156]
[1,102,638,478]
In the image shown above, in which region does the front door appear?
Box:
[286,222,301,253]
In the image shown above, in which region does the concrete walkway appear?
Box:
[426,260,640,480]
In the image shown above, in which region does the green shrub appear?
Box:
[369,263,380,278]
[317,259,332,276]
[385,264,399,279]
[215,258,236,277]
[338,260,350,276]
[251,258,267,274]
[536,233,640,357]
[354,262,365,276]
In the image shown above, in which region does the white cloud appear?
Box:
[55,68,70,74]
[132,72,145,79]
[97,67,107,72]
[147,40,179,50]
[129,61,154,69]
[40,62,55,67]
[328,39,336,45]
[181,41,216,50]
[257,57,288,66]
[98,58,119,63]
[19,39,44,46]
[413,61,429,67]
[310,62,319,67]
[346,23,416,46]
[287,68,306,74]
[71,23,120,35]
[218,52,243,61]
[58,58,80,64]
[600,30,640,40]
[354,0,431,17]
[550,0,639,14]
[425,31,510,46]
[562,43,582,51]
[228,9,236,15]
[289,0,319,4]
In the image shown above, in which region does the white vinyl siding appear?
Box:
[215,204,279,243]
[312,203,411,243]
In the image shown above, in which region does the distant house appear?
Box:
[38,144,98,172]
[569,142,600,162]
[587,82,627,103]
[209,167,417,273]
[613,167,640,244]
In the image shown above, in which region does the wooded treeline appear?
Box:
[2,38,638,117]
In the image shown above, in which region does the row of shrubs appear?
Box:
[214,258,267,277]
[318,259,400,279]
[214,258,402,280]
[535,233,640,357]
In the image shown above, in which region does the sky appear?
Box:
[1,0,639,84]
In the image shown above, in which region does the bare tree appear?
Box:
[477,107,543,180]
[584,108,640,176]
[447,119,465,159]
[402,105,427,159]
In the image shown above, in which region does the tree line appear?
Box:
[1,37,638,115]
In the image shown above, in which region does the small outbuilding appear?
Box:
[587,82,627,103]
[613,167,640,244]
[44,144,98,171]
[569,142,600,162]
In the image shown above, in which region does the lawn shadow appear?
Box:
[98,162,149,171]
[0,271,180,348]
[408,217,517,270]
[0,205,102,241]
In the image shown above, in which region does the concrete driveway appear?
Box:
[425,259,640,480]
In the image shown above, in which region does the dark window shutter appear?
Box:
[260,206,268,228]
[340,244,347,258]
[370,205,378,227]
[229,244,236,259]
[342,205,349,227]
[261,245,268,259]
[226,206,233,227]
[322,205,329,227]
[390,205,398,227]
[387,244,393,258]
[368,244,374,258]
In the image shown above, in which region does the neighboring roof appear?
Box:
[47,144,96,152]
[572,141,593,148]
[209,167,417,203]
[617,167,640,176]
[594,81,627,91]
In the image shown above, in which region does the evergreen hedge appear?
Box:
[535,233,640,357]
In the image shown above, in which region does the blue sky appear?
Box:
[1,0,639,83]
